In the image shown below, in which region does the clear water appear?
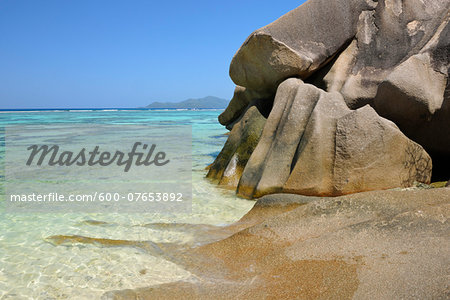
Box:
[0,109,254,299]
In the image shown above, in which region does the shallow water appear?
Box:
[0,109,254,299]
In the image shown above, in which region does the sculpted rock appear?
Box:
[332,106,432,194]
[373,52,449,165]
[207,102,267,188]
[373,54,447,132]
[237,78,326,198]
[218,86,250,128]
[285,105,432,196]
[282,85,351,196]
[236,79,432,198]
[229,0,375,94]
[318,1,450,166]
[334,0,450,109]
[213,0,448,198]
[372,19,450,178]
[218,86,270,129]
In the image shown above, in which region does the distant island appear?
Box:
[145,96,229,109]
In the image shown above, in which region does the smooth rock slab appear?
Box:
[103,188,450,300]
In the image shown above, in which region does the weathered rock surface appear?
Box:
[218,86,271,129]
[207,102,267,188]
[330,0,449,109]
[235,78,432,198]
[218,86,251,129]
[332,106,432,194]
[318,1,450,165]
[103,188,450,300]
[372,46,450,178]
[237,78,331,198]
[229,0,375,94]
[216,0,449,196]
[373,54,447,133]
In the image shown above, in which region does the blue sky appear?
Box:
[0,0,305,109]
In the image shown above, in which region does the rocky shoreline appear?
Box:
[103,187,449,299]
[107,0,449,298]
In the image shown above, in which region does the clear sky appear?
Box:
[0,0,305,109]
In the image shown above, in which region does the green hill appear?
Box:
[145,96,228,109]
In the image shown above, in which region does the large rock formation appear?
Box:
[221,78,432,198]
[209,0,449,198]
[102,2,450,298]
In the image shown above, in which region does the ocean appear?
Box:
[0,109,254,299]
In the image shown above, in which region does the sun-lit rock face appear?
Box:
[229,0,376,94]
[211,0,449,198]
[234,79,432,198]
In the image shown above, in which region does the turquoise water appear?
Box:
[0,109,254,299]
